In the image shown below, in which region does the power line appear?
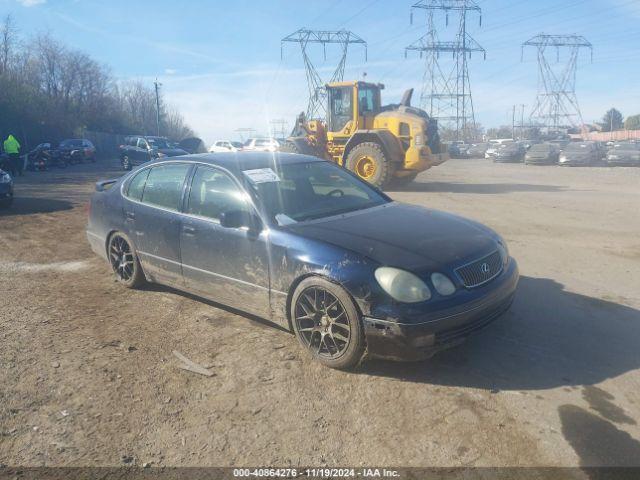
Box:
[406,0,485,141]
[281,29,367,119]
[522,34,593,131]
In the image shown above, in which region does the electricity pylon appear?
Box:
[281,29,367,120]
[522,34,593,131]
[406,0,485,141]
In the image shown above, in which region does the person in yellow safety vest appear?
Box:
[3,134,22,177]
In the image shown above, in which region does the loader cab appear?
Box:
[327,82,382,136]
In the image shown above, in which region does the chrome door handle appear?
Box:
[182,225,197,235]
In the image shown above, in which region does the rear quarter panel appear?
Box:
[87,177,128,260]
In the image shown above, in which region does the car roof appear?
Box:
[147,152,325,173]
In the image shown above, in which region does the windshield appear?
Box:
[248,161,389,224]
[565,143,592,152]
[146,137,170,149]
[530,144,553,152]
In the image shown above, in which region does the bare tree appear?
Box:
[0,14,17,74]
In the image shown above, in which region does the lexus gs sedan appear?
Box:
[87,153,519,369]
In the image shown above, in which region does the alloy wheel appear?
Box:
[294,287,351,359]
[109,235,135,282]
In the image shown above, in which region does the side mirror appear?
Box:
[220,210,262,231]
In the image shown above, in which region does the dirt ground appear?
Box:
[1,158,639,469]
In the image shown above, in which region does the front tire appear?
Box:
[345,142,394,189]
[107,232,145,288]
[388,172,419,188]
[291,277,365,370]
[122,155,132,171]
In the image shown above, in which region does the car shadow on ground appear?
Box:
[0,196,73,216]
[359,276,640,392]
[388,182,568,194]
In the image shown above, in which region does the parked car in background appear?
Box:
[209,140,243,153]
[58,139,96,164]
[485,139,514,159]
[525,143,560,165]
[605,142,640,166]
[86,152,518,369]
[466,143,489,158]
[559,142,601,166]
[178,137,207,154]
[493,143,526,163]
[119,136,188,170]
[0,168,14,208]
[448,142,471,159]
[242,138,280,152]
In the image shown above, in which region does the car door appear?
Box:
[180,165,271,318]
[127,163,192,286]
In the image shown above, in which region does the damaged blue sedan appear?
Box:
[87,153,518,369]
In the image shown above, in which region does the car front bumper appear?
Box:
[363,259,519,361]
[0,182,13,199]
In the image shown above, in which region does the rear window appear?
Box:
[141,164,190,211]
[126,169,151,201]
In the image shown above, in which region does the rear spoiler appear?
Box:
[95,179,118,192]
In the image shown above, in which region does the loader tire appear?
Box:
[388,172,419,189]
[346,142,394,189]
[279,139,321,158]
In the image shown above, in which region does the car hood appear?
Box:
[610,151,640,158]
[285,202,498,271]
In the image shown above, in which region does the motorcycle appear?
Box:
[27,143,53,171]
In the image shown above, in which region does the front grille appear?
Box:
[455,250,503,288]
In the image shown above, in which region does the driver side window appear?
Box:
[137,138,149,150]
[187,167,250,221]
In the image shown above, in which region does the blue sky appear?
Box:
[2,0,640,142]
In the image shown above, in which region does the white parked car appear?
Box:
[485,139,514,159]
[209,140,243,153]
[242,138,280,152]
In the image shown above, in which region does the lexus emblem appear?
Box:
[480,263,490,274]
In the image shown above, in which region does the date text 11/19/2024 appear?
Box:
[233,468,400,478]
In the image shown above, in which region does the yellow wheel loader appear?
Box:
[280,81,448,188]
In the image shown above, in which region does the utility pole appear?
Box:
[406,1,485,142]
[154,78,162,137]
[522,34,592,133]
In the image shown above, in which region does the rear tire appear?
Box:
[291,277,365,370]
[107,232,145,289]
[279,139,322,158]
[346,142,394,189]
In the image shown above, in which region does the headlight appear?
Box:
[375,267,431,303]
[0,173,11,183]
[431,273,456,296]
